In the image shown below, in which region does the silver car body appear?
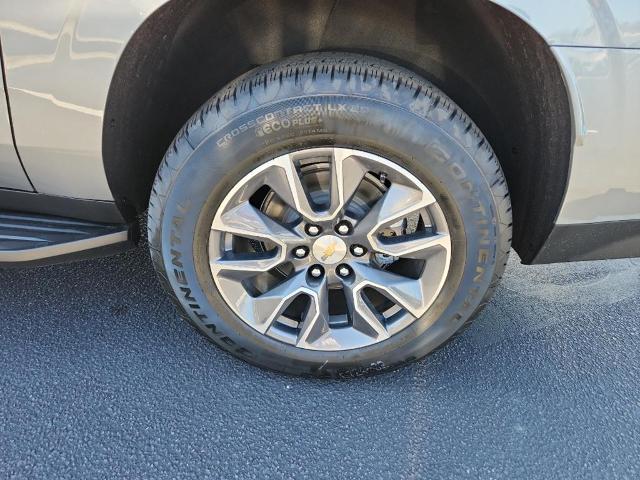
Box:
[0,0,638,224]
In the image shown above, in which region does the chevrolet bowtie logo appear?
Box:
[312,235,347,265]
[320,241,337,261]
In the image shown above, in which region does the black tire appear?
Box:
[148,52,512,378]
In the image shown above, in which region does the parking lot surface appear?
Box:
[1,247,639,479]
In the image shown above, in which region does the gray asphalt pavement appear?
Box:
[1,246,639,479]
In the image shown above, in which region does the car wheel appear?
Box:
[148,52,512,377]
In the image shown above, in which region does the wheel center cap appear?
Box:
[312,235,347,265]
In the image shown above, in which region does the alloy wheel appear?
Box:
[208,148,451,351]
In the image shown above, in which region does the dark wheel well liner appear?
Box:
[103,0,572,264]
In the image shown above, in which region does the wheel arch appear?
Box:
[102,0,573,263]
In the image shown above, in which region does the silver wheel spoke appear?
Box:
[296,276,331,348]
[213,201,301,246]
[268,154,318,221]
[350,263,427,318]
[327,148,368,218]
[355,183,436,239]
[377,232,450,259]
[235,271,309,334]
[268,149,368,222]
[343,281,390,340]
[211,202,303,277]
[211,252,281,279]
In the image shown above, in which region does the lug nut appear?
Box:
[337,264,352,278]
[351,245,366,257]
[309,265,324,278]
[293,246,309,259]
[305,224,321,237]
[335,221,352,236]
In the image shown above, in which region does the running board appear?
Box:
[0,211,136,267]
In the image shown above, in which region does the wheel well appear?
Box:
[103,0,572,263]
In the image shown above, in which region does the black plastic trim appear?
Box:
[531,220,640,264]
[0,225,136,269]
[0,189,125,224]
[0,210,137,268]
[0,229,135,268]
